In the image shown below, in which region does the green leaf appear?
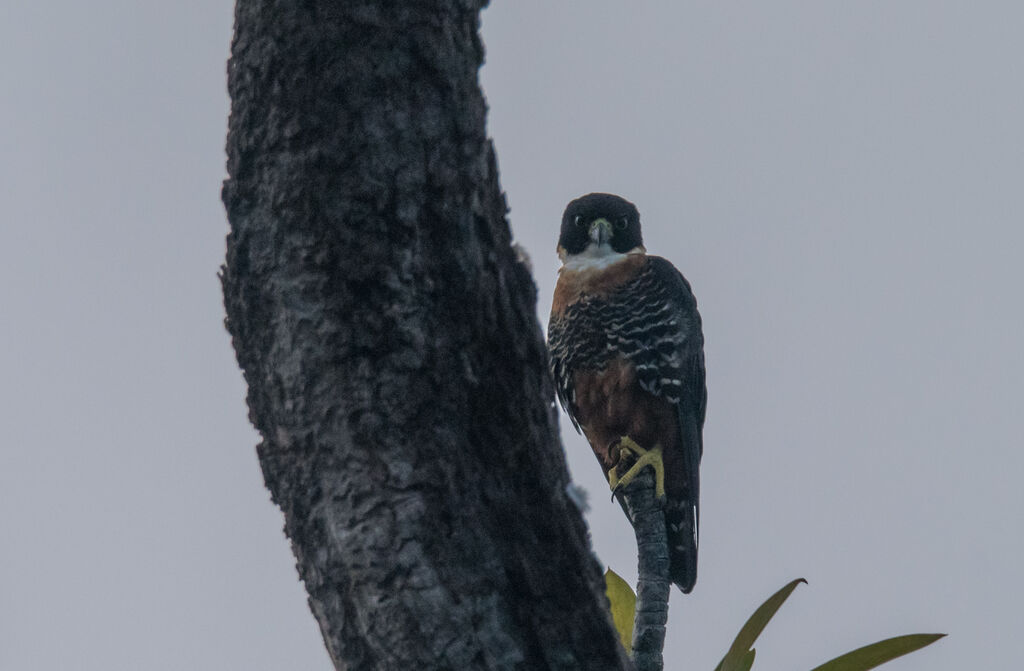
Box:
[808,633,946,671]
[604,568,636,651]
[736,649,756,671]
[715,578,807,671]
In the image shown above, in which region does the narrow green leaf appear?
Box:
[716,578,807,671]
[809,633,946,671]
[736,649,756,671]
[604,568,637,651]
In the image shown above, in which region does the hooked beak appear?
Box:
[589,218,613,246]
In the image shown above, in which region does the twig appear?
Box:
[620,469,671,671]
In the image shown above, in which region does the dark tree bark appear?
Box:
[221,1,628,669]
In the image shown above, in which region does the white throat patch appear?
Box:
[560,244,646,271]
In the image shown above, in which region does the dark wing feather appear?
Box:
[547,311,583,432]
[644,256,706,593]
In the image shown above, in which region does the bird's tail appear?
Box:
[665,497,698,593]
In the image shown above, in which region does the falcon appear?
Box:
[547,193,707,593]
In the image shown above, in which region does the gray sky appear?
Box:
[2,2,1021,670]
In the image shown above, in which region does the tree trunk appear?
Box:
[221,1,628,669]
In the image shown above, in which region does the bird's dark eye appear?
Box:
[615,217,629,230]
[574,215,585,227]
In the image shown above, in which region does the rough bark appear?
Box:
[221,1,628,669]
[621,472,670,671]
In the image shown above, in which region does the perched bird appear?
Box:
[547,193,706,593]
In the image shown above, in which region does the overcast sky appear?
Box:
[1,2,1021,670]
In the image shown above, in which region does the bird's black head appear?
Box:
[558,193,644,258]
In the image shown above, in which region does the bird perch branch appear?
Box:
[619,469,671,671]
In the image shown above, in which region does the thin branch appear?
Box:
[620,470,671,671]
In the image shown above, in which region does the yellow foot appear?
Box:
[608,437,666,501]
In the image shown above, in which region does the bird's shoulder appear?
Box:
[642,255,698,310]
